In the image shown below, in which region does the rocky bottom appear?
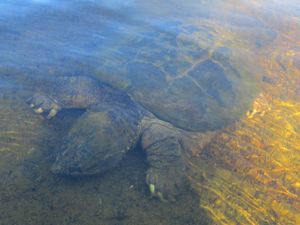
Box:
[0,97,210,225]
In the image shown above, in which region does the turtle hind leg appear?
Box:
[141,118,188,202]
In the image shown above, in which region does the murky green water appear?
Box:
[0,1,299,224]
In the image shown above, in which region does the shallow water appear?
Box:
[0,0,300,224]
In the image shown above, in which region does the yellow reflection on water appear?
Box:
[188,99,300,225]
[190,98,300,224]
[187,1,300,224]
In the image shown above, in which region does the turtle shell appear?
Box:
[96,22,259,132]
[0,3,259,132]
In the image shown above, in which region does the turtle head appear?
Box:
[51,105,140,176]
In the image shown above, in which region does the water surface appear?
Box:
[0,0,300,224]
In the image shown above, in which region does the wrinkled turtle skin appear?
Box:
[26,21,258,201]
[28,76,187,201]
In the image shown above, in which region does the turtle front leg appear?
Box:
[141,118,187,202]
[26,93,61,119]
[26,76,105,119]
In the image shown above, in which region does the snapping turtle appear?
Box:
[26,21,258,201]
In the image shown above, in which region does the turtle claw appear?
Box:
[34,107,44,114]
[148,183,168,202]
[26,94,61,119]
[146,167,185,202]
[47,108,59,119]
